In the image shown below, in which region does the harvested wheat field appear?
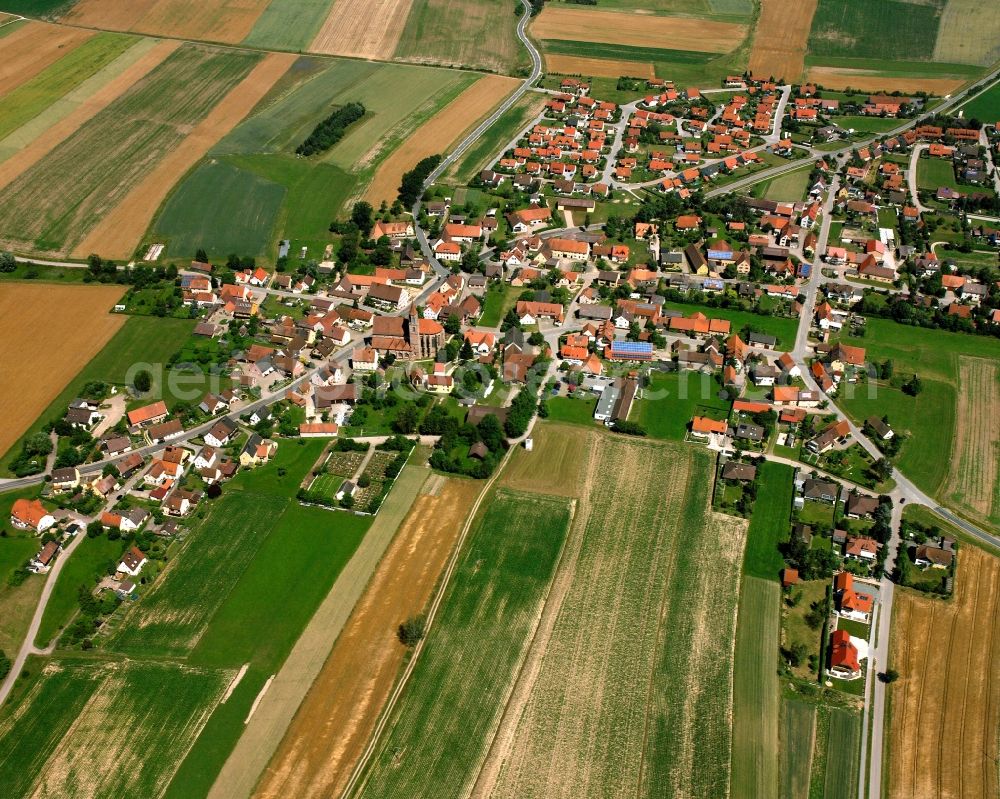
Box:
[254,476,481,799]
[946,357,1000,522]
[0,283,125,458]
[805,67,966,95]
[72,51,294,260]
[501,422,594,498]
[748,0,817,82]
[310,0,412,59]
[0,22,93,96]
[66,0,271,44]
[476,434,746,799]
[363,74,518,205]
[0,40,180,192]
[888,545,1000,799]
[531,6,744,52]
[544,54,655,79]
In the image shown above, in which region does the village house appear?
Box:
[10,498,55,533]
[117,546,148,578]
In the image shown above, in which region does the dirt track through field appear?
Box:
[0,22,94,96]
[310,0,412,59]
[748,0,817,82]
[531,6,745,52]
[253,477,482,799]
[0,284,125,459]
[947,357,1000,519]
[362,74,518,205]
[0,40,180,193]
[544,54,655,80]
[888,545,1000,799]
[66,0,272,44]
[72,51,294,260]
[804,67,966,95]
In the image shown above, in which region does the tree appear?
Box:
[195,248,208,264]
[0,251,15,273]
[460,338,474,360]
[24,432,52,457]
[903,374,922,396]
[528,331,545,346]
[133,369,152,394]
[206,482,222,499]
[397,614,426,646]
[880,668,900,683]
[351,201,374,236]
[86,520,104,538]
[477,414,504,453]
[340,492,355,509]
[872,457,893,483]
[393,402,418,434]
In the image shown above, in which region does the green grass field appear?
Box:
[960,78,1000,121]
[478,283,522,327]
[107,439,368,659]
[730,575,780,798]
[823,708,861,799]
[918,156,961,192]
[0,316,195,475]
[35,534,126,649]
[152,158,286,260]
[242,0,333,51]
[546,395,598,426]
[780,698,816,799]
[0,44,260,254]
[353,489,571,798]
[743,461,793,581]
[634,370,731,440]
[661,300,799,348]
[758,165,812,202]
[833,115,905,134]
[808,0,943,61]
[542,38,717,65]
[0,32,135,143]
[0,658,230,798]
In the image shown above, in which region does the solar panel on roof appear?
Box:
[612,341,653,353]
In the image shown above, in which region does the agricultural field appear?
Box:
[730,576,780,799]
[933,0,1000,66]
[481,437,746,799]
[309,0,411,60]
[887,545,1000,799]
[545,395,599,427]
[0,283,125,463]
[151,58,478,262]
[254,476,482,799]
[0,21,94,96]
[363,74,519,205]
[394,0,529,74]
[945,357,1000,527]
[823,709,861,799]
[242,0,334,51]
[634,369,731,441]
[532,4,750,84]
[807,0,943,63]
[64,0,273,45]
[349,490,573,799]
[0,42,267,257]
[0,315,195,476]
[779,698,816,799]
[0,658,232,798]
[499,420,594,498]
[748,0,817,82]
[445,92,546,184]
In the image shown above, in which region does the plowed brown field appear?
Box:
[0,40,180,193]
[544,54,655,79]
[888,545,1000,799]
[72,51,294,260]
[531,6,744,52]
[748,0,817,82]
[252,476,482,799]
[805,67,966,95]
[0,283,125,458]
[0,22,93,96]
[310,0,412,59]
[65,0,271,45]
[362,74,518,205]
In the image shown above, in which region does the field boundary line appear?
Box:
[340,448,517,799]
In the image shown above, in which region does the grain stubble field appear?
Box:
[0,283,125,458]
[748,0,817,82]
[253,476,482,799]
[310,0,412,59]
[0,22,94,96]
[888,545,1000,799]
